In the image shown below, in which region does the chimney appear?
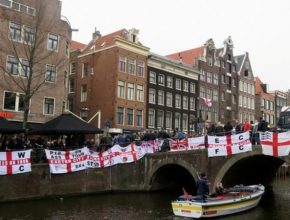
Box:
[92,27,101,40]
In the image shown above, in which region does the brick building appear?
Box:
[269,90,287,124]
[167,37,239,124]
[73,29,149,132]
[147,53,199,133]
[0,0,71,126]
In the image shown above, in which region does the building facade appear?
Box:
[0,0,71,125]
[147,53,199,133]
[73,29,149,132]
[269,90,287,124]
[236,52,256,123]
[255,77,275,125]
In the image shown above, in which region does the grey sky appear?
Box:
[61,0,290,91]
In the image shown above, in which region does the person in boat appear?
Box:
[215,182,224,196]
[197,173,209,200]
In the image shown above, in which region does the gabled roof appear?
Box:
[235,54,246,74]
[70,40,86,50]
[166,46,204,65]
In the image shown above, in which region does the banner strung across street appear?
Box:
[0,150,32,175]
[207,132,252,157]
[260,131,290,157]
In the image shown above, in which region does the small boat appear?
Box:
[171,184,265,218]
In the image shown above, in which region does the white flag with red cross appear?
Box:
[260,131,290,157]
[207,132,252,157]
[0,150,32,175]
[45,147,88,174]
[188,136,206,150]
[170,138,189,151]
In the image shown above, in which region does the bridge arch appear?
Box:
[146,158,199,194]
[214,150,285,189]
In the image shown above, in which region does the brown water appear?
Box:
[0,177,290,220]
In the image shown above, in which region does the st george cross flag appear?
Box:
[170,138,188,151]
[0,150,32,175]
[188,136,206,150]
[207,132,252,157]
[45,147,88,174]
[112,144,146,164]
[203,98,212,107]
[260,131,290,157]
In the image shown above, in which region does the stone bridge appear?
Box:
[144,145,290,194]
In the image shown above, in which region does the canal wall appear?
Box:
[0,160,147,202]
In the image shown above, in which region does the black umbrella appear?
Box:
[30,112,103,135]
[0,117,25,134]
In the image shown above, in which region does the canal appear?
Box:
[0,177,289,220]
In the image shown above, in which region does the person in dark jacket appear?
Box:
[215,122,225,136]
[197,173,209,200]
[224,121,233,135]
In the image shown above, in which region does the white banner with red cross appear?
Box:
[260,131,290,157]
[0,150,32,175]
[188,136,206,150]
[45,148,88,174]
[207,132,252,157]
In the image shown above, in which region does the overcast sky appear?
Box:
[61,0,290,91]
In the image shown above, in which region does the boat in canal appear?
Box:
[171,184,265,218]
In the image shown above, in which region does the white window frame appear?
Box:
[117,81,125,99]
[148,108,155,128]
[3,91,26,112]
[148,88,156,104]
[43,97,55,115]
[47,33,59,51]
[167,76,173,88]
[81,85,87,102]
[176,79,181,90]
[127,83,135,100]
[136,84,144,102]
[149,71,156,84]
[45,64,57,83]
[136,110,143,127]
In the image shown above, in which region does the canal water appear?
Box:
[0,177,290,220]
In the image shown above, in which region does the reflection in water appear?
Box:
[0,177,290,220]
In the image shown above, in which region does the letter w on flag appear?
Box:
[260,131,290,157]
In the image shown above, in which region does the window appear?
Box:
[221,91,225,101]
[176,79,181,90]
[4,91,25,111]
[119,56,126,72]
[232,95,236,104]
[82,63,89,77]
[227,63,232,73]
[136,84,144,101]
[158,74,165,86]
[9,22,21,41]
[157,110,164,128]
[165,111,172,129]
[6,56,19,75]
[213,73,218,85]
[148,88,156,104]
[200,70,206,81]
[166,92,172,107]
[227,54,231,61]
[167,76,173,88]
[68,98,74,112]
[158,90,164,105]
[207,72,212,83]
[207,56,213,66]
[175,113,181,130]
[47,33,58,51]
[148,109,155,127]
[20,59,30,77]
[81,85,87,102]
[200,86,205,98]
[0,0,11,7]
[136,110,143,127]
[65,41,69,57]
[128,58,135,74]
[117,81,125,98]
[137,61,144,77]
[206,88,212,99]
[117,107,124,125]
[127,83,135,100]
[175,94,181,108]
[222,60,226,68]
[222,75,226,83]
[70,62,76,74]
[127,108,134,126]
[232,78,236,87]
[213,90,218,101]
[182,114,188,131]
[243,96,247,107]
[190,82,196,93]
[183,96,188,109]
[69,79,75,93]
[183,81,188,91]
[43,97,55,115]
[189,97,195,110]
[45,65,56,82]
[239,95,242,107]
[23,26,35,44]
[149,71,156,84]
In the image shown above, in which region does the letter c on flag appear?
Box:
[239,135,243,140]
[239,145,244,150]
[19,165,24,171]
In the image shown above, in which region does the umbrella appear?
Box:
[0,117,25,134]
[30,112,103,135]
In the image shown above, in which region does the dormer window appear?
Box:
[227,54,231,61]
[244,70,249,77]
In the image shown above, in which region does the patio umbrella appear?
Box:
[0,117,25,134]
[30,112,103,135]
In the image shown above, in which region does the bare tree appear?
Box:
[0,0,69,129]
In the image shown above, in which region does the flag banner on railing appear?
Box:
[0,150,32,175]
[188,136,206,150]
[207,132,252,157]
[45,148,88,174]
[170,138,188,151]
[141,139,163,153]
[170,136,206,151]
[260,131,290,157]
